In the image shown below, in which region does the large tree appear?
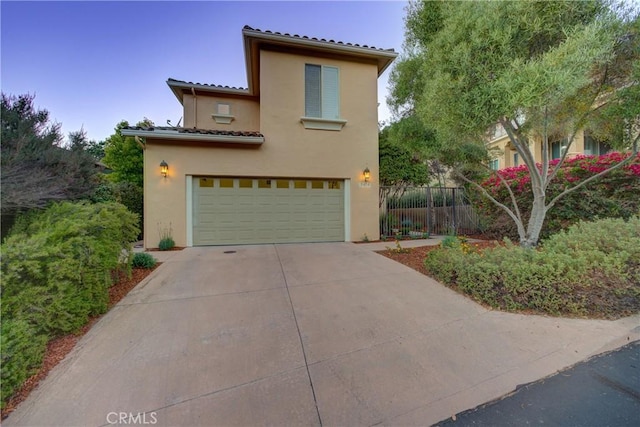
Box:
[1,94,98,218]
[102,119,152,187]
[390,0,639,247]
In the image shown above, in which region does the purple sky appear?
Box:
[1,1,407,143]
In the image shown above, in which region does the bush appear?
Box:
[424,217,640,318]
[0,201,139,408]
[90,179,143,239]
[0,320,48,406]
[157,222,175,250]
[132,252,157,269]
[470,152,640,240]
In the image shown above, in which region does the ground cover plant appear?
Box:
[0,201,139,409]
[422,217,640,319]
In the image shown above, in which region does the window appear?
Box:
[513,153,519,167]
[584,134,611,156]
[550,139,567,160]
[199,178,213,188]
[489,159,499,170]
[219,179,233,188]
[305,64,339,120]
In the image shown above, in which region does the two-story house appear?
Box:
[486,125,611,170]
[122,26,397,248]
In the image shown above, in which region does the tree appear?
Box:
[85,139,106,161]
[102,119,152,187]
[1,93,99,219]
[379,119,431,187]
[389,0,640,247]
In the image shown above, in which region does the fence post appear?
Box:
[451,187,457,234]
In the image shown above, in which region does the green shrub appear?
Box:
[424,217,640,318]
[132,252,157,269]
[158,237,175,251]
[90,179,143,239]
[157,222,175,250]
[0,320,48,407]
[0,201,139,408]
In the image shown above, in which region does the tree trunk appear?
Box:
[521,192,547,248]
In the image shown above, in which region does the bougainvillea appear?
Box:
[471,152,640,241]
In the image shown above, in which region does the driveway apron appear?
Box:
[5,243,639,426]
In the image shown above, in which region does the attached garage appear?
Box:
[192,177,346,245]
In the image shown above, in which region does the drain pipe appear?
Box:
[134,136,145,150]
[191,87,197,128]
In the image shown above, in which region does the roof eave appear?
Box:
[121,128,264,145]
[242,27,398,95]
[166,80,252,104]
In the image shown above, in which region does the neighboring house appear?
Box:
[122,26,397,248]
[486,125,611,170]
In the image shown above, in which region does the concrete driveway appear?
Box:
[6,242,639,426]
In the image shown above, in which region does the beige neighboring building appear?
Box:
[122,26,397,248]
[486,125,611,170]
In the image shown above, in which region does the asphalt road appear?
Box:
[437,340,640,427]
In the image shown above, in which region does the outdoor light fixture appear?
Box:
[363,167,371,183]
[160,160,169,178]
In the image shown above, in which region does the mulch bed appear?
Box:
[376,240,498,277]
[1,265,160,420]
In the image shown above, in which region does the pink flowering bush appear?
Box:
[471,152,640,240]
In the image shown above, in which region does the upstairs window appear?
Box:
[305,64,340,120]
[489,159,499,170]
[584,134,611,156]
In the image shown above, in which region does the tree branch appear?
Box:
[455,169,527,238]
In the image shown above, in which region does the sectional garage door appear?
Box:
[192,177,345,245]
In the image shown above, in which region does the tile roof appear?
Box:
[243,25,396,53]
[167,78,248,92]
[123,126,264,138]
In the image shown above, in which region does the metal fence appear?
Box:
[379,186,481,237]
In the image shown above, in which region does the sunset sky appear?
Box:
[1,1,407,143]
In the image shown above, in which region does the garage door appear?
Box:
[193,177,345,245]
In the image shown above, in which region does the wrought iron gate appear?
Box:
[379,186,481,237]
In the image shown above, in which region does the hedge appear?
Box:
[0,201,139,407]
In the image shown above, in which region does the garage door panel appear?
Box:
[193,177,345,245]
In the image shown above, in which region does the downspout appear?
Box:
[134,136,145,150]
[191,87,197,128]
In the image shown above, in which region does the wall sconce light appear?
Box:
[363,167,371,183]
[160,160,169,178]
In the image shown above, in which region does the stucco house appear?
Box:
[486,125,611,170]
[122,26,397,248]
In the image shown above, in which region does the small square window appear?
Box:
[294,180,307,189]
[219,179,234,188]
[277,180,290,189]
[311,181,324,189]
[239,179,253,188]
[258,179,271,189]
[199,178,213,188]
[328,180,340,189]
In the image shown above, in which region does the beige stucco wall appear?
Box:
[182,94,260,131]
[143,49,380,248]
[488,129,587,169]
